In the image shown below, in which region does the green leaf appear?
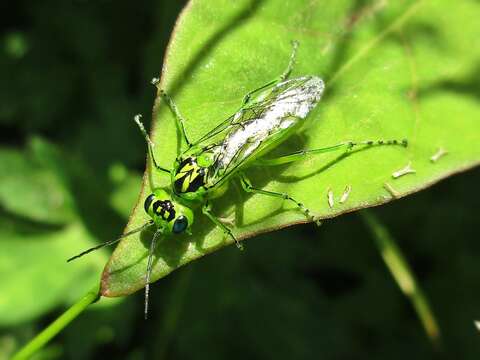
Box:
[0,221,105,326]
[0,138,118,325]
[0,139,76,225]
[102,0,480,296]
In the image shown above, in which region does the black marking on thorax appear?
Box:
[174,157,207,194]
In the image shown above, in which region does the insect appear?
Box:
[68,41,408,318]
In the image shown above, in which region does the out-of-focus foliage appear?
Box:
[1,1,479,360]
[0,1,186,358]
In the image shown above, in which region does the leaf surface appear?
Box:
[0,140,109,325]
[102,0,480,296]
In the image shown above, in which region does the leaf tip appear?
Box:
[100,267,113,297]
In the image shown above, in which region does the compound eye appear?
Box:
[144,194,155,213]
[172,215,188,234]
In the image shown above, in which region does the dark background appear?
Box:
[1,1,479,359]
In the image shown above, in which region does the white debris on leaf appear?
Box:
[339,185,352,204]
[430,148,448,163]
[327,188,334,208]
[392,162,416,179]
[384,182,400,198]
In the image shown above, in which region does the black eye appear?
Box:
[144,194,155,213]
[172,215,188,234]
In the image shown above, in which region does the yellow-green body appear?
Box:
[170,76,324,205]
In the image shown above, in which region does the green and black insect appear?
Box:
[68,42,407,318]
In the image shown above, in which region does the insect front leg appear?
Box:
[202,201,244,250]
[134,114,171,175]
[239,173,319,225]
[256,139,408,166]
[160,90,192,149]
[242,40,299,105]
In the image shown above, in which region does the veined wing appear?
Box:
[201,76,324,188]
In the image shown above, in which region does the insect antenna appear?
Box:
[67,221,154,262]
[144,229,162,320]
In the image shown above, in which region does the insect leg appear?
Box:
[202,201,243,250]
[144,229,162,319]
[160,90,192,149]
[257,139,408,166]
[239,173,316,223]
[242,41,299,105]
[134,114,171,175]
[242,79,278,105]
[279,40,299,81]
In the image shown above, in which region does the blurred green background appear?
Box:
[1,1,479,359]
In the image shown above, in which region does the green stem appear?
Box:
[12,284,100,360]
[360,210,441,346]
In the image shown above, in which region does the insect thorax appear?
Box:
[173,156,208,197]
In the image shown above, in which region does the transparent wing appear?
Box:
[192,112,237,146]
[191,85,278,146]
[199,76,324,188]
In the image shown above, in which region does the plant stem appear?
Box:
[360,210,441,346]
[12,284,100,360]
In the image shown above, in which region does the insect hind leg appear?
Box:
[257,139,408,166]
[239,173,320,226]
